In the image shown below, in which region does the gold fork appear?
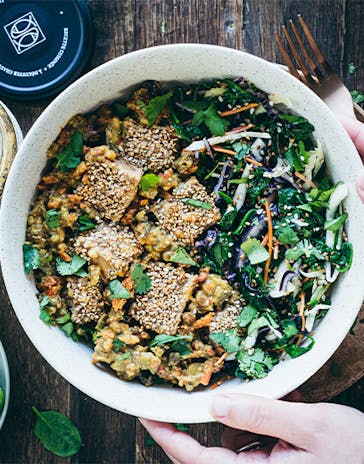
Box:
[276,15,364,123]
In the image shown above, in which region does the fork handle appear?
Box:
[354,103,364,124]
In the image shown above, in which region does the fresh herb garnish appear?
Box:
[39,296,52,325]
[131,263,152,295]
[276,225,300,245]
[210,329,241,353]
[324,213,348,232]
[32,406,82,457]
[180,198,212,210]
[170,247,197,266]
[241,238,269,265]
[108,279,131,299]
[45,209,60,229]
[150,334,193,347]
[78,214,95,232]
[192,103,229,136]
[139,173,161,191]
[140,91,173,125]
[23,244,41,274]
[236,348,275,379]
[56,131,83,173]
[118,351,131,361]
[282,320,299,338]
[237,305,258,328]
[56,255,86,276]
[113,339,126,351]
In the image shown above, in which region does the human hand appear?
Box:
[140,393,364,463]
[338,114,364,203]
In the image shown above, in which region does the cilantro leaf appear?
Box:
[237,305,258,328]
[150,334,193,347]
[108,279,130,299]
[170,339,191,356]
[232,142,250,160]
[209,329,241,353]
[324,213,348,232]
[141,91,173,125]
[56,254,86,276]
[23,244,41,274]
[131,263,152,295]
[60,321,75,337]
[45,210,60,229]
[351,90,364,104]
[180,198,212,210]
[285,239,323,261]
[56,131,83,173]
[55,313,71,325]
[139,173,161,191]
[39,296,52,325]
[170,247,197,266]
[276,225,299,245]
[282,320,299,338]
[236,348,274,379]
[78,214,95,232]
[241,238,269,265]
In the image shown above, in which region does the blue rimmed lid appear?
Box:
[0,0,94,100]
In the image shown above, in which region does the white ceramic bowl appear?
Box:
[1,44,364,423]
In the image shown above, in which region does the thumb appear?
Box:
[356,171,364,204]
[209,393,319,450]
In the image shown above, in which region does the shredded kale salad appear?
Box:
[168,78,352,379]
[23,77,353,387]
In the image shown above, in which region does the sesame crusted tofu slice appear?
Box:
[75,145,142,222]
[130,262,198,335]
[152,177,221,246]
[66,277,105,325]
[74,224,142,280]
[122,118,179,172]
[209,295,244,333]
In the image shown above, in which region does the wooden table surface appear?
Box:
[1,1,364,462]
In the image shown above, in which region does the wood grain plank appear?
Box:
[343,0,364,94]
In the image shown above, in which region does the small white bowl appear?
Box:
[0,339,10,430]
[1,44,364,423]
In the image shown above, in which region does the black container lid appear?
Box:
[0,0,94,100]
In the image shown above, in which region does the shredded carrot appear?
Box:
[213,146,237,155]
[263,200,273,284]
[261,233,269,247]
[226,123,255,134]
[294,171,317,189]
[244,156,263,167]
[59,250,71,262]
[216,352,228,365]
[219,102,259,117]
[193,313,213,329]
[200,360,213,386]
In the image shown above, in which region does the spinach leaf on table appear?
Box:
[32,406,82,457]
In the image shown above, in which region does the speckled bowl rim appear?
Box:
[1,44,364,423]
[0,339,10,430]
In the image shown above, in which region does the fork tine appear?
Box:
[275,31,302,81]
[289,19,325,82]
[281,25,316,87]
[297,14,333,74]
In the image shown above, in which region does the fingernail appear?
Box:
[209,395,230,418]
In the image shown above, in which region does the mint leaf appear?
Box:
[78,214,95,232]
[45,210,60,229]
[139,173,161,191]
[141,91,173,125]
[180,198,212,210]
[210,329,241,353]
[108,279,130,299]
[324,213,348,232]
[241,238,269,265]
[150,334,193,347]
[23,244,41,274]
[56,255,86,276]
[56,131,83,173]
[170,248,197,266]
[131,263,152,295]
[237,305,258,328]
